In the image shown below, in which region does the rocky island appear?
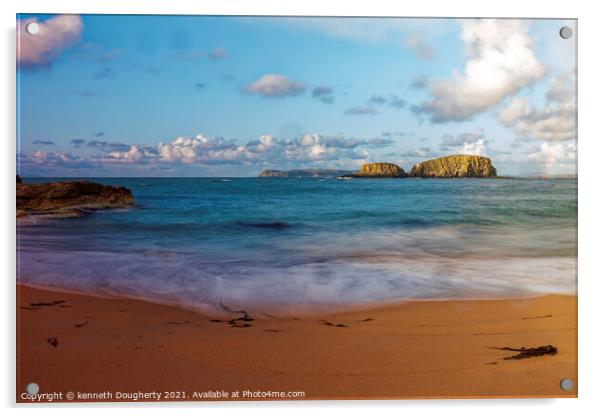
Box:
[335,155,497,179]
[17,178,134,218]
[410,155,497,178]
[339,162,407,178]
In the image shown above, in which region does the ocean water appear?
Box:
[17,177,577,314]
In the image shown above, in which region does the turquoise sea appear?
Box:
[17,177,577,314]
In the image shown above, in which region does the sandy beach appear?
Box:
[16,284,577,401]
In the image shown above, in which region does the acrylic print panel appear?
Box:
[16,14,577,402]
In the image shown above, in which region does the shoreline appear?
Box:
[16,280,576,318]
[17,283,577,401]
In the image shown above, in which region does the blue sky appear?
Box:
[17,15,576,176]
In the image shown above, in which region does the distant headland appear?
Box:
[259,155,498,179]
[258,169,353,178]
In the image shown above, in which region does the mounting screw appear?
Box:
[25,22,40,35]
[559,26,573,40]
[26,382,39,395]
[560,378,573,391]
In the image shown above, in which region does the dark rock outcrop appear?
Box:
[340,162,406,178]
[259,169,353,178]
[410,155,497,178]
[17,180,134,218]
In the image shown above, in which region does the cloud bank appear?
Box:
[527,142,576,166]
[22,133,394,172]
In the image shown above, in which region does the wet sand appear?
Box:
[16,284,577,401]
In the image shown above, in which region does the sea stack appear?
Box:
[356,163,407,178]
[410,155,497,178]
[17,180,134,218]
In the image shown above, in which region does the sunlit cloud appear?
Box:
[412,19,545,123]
[18,15,83,69]
[244,74,305,98]
[498,71,575,142]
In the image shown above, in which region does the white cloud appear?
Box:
[95,133,392,167]
[108,145,158,163]
[156,135,247,164]
[498,71,575,142]
[497,97,531,125]
[18,15,83,68]
[460,139,487,156]
[527,142,576,165]
[414,19,546,122]
[244,74,305,98]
